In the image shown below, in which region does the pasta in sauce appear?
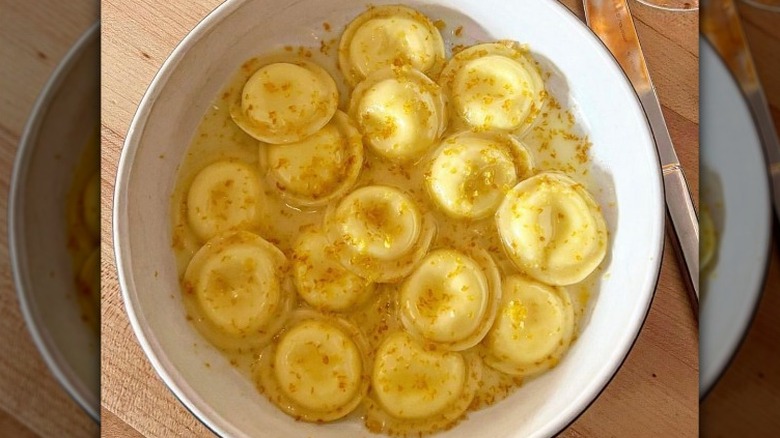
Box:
[170,5,609,435]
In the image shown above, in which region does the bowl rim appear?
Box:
[698,37,773,399]
[7,21,101,422]
[113,0,666,436]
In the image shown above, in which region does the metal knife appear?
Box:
[583,0,700,313]
[702,0,780,223]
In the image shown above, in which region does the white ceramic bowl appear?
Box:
[699,39,772,396]
[114,1,664,436]
[8,24,100,420]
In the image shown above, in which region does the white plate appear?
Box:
[113,1,664,436]
[699,39,772,396]
[8,24,100,420]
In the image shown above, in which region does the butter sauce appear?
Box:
[170,9,606,436]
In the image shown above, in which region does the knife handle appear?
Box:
[663,165,699,317]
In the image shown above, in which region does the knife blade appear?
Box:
[702,0,780,224]
[583,0,700,313]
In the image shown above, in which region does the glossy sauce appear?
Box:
[170,17,605,436]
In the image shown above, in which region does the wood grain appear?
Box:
[0,0,99,437]
[100,0,699,436]
[700,3,780,436]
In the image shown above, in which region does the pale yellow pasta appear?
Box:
[262,111,363,207]
[186,160,264,242]
[439,41,546,135]
[496,172,608,285]
[170,6,609,435]
[324,185,435,282]
[365,331,481,435]
[291,227,375,312]
[256,312,369,422]
[339,5,445,86]
[483,275,574,377]
[182,231,293,351]
[700,205,717,271]
[349,66,447,162]
[399,248,501,351]
[230,61,338,144]
[82,172,100,239]
[426,130,533,219]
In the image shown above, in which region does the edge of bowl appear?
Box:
[698,36,773,399]
[113,1,244,435]
[531,2,665,436]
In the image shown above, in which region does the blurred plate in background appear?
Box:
[8,23,100,420]
[699,38,772,397]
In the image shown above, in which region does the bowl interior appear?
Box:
[115,1,663,436]
[699,39,771,395]
[9,25,100,419]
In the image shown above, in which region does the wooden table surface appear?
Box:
[0,1,99,437]
[100,0,699,436]
[700,3,780,436]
